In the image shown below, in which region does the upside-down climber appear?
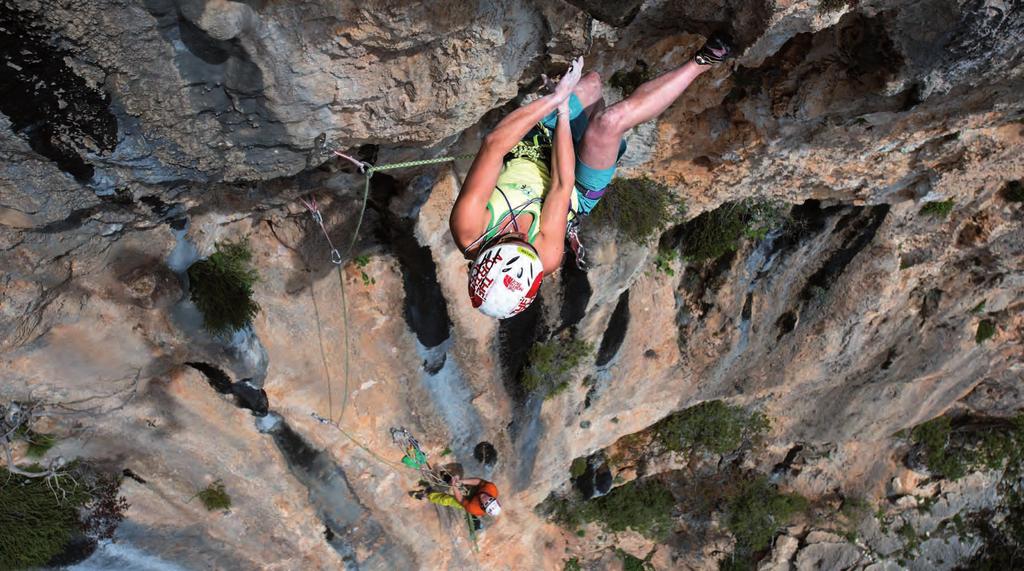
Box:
[416,475,501,530]
[449,35,733,318]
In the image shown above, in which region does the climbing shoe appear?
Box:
[694,33,733,66]
[409,490,426,500]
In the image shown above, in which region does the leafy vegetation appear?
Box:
[838,496,871,541]
[588,177,685,244]
[0,467,128,570]
[653,247,678,276]
[578,478,676,540]
[0,470,90,569]
[521,335,594,398]
[911,416,966,479]
[617,547,656,571]
[919,199,954,219]
[724,476,808,557]
[570,457,588,479]
[354,255,375,286]
[911,413,1024,480]
[654,400,770,455]
[196,479,232,511]
[563,557,582,571]
[24,432,56,458]
[547,478,676,541]
[188,239,261,335]
[1000,180,1024,202]
[680,199,789,261]
[976,319,996,343]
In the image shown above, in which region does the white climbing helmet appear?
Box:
[483,496,502,517]
[467,237,544,319]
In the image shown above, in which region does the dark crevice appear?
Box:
[368,174,452,349]
[595,289,631,367]
[775,311,797,341]
[497,295,546,399]
[574,453,613,500]
[185,362,267,415]
[799,205,889,300]
[741,292,754,321]
[0,3,117,181]
[768,199,844,257]
[473,441,498,466]
[558,257,592,333]
[185,361,233,393]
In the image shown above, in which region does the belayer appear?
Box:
[419,475,501,530]
[450,35,733,318]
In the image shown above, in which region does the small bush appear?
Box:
[576,478,676,540]
[188,239,261,335]
[588,177,685,244]
[725,476,808,554]
[976,319,996,344]
[919,199,954,219]
[653,247,678,276]
[521,336,594,397]
[911,416,967,480]
[681,199,789,261]
[0,469,91,569]
[196,479,231,511]
[1000,180,1024,202]
[563,557,582,571]
[654,400,770,455]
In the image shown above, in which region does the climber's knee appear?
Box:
[575,71,603,108]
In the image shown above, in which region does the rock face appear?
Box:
[1,0,1022,570]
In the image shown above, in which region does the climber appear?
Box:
[450,34,733,319]
[418,475,501,528]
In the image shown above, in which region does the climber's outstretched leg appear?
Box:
[577,35,732,172]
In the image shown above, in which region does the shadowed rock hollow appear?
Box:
[1,0,1022,569]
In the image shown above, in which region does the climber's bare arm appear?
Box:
[450,58,584,252]
[534,102,576,274]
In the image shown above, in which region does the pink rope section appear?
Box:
[299,194,343,265]
[332,150,370,173]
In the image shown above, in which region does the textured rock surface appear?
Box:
[1,0,1023,569]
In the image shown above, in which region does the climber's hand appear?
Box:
[552,56,584,104]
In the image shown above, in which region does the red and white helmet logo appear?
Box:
[468,241,543,318]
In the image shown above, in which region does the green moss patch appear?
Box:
[588,177,685,244]
[654,400,769,455]
[919,199,954,219]
[188,239,261,335]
